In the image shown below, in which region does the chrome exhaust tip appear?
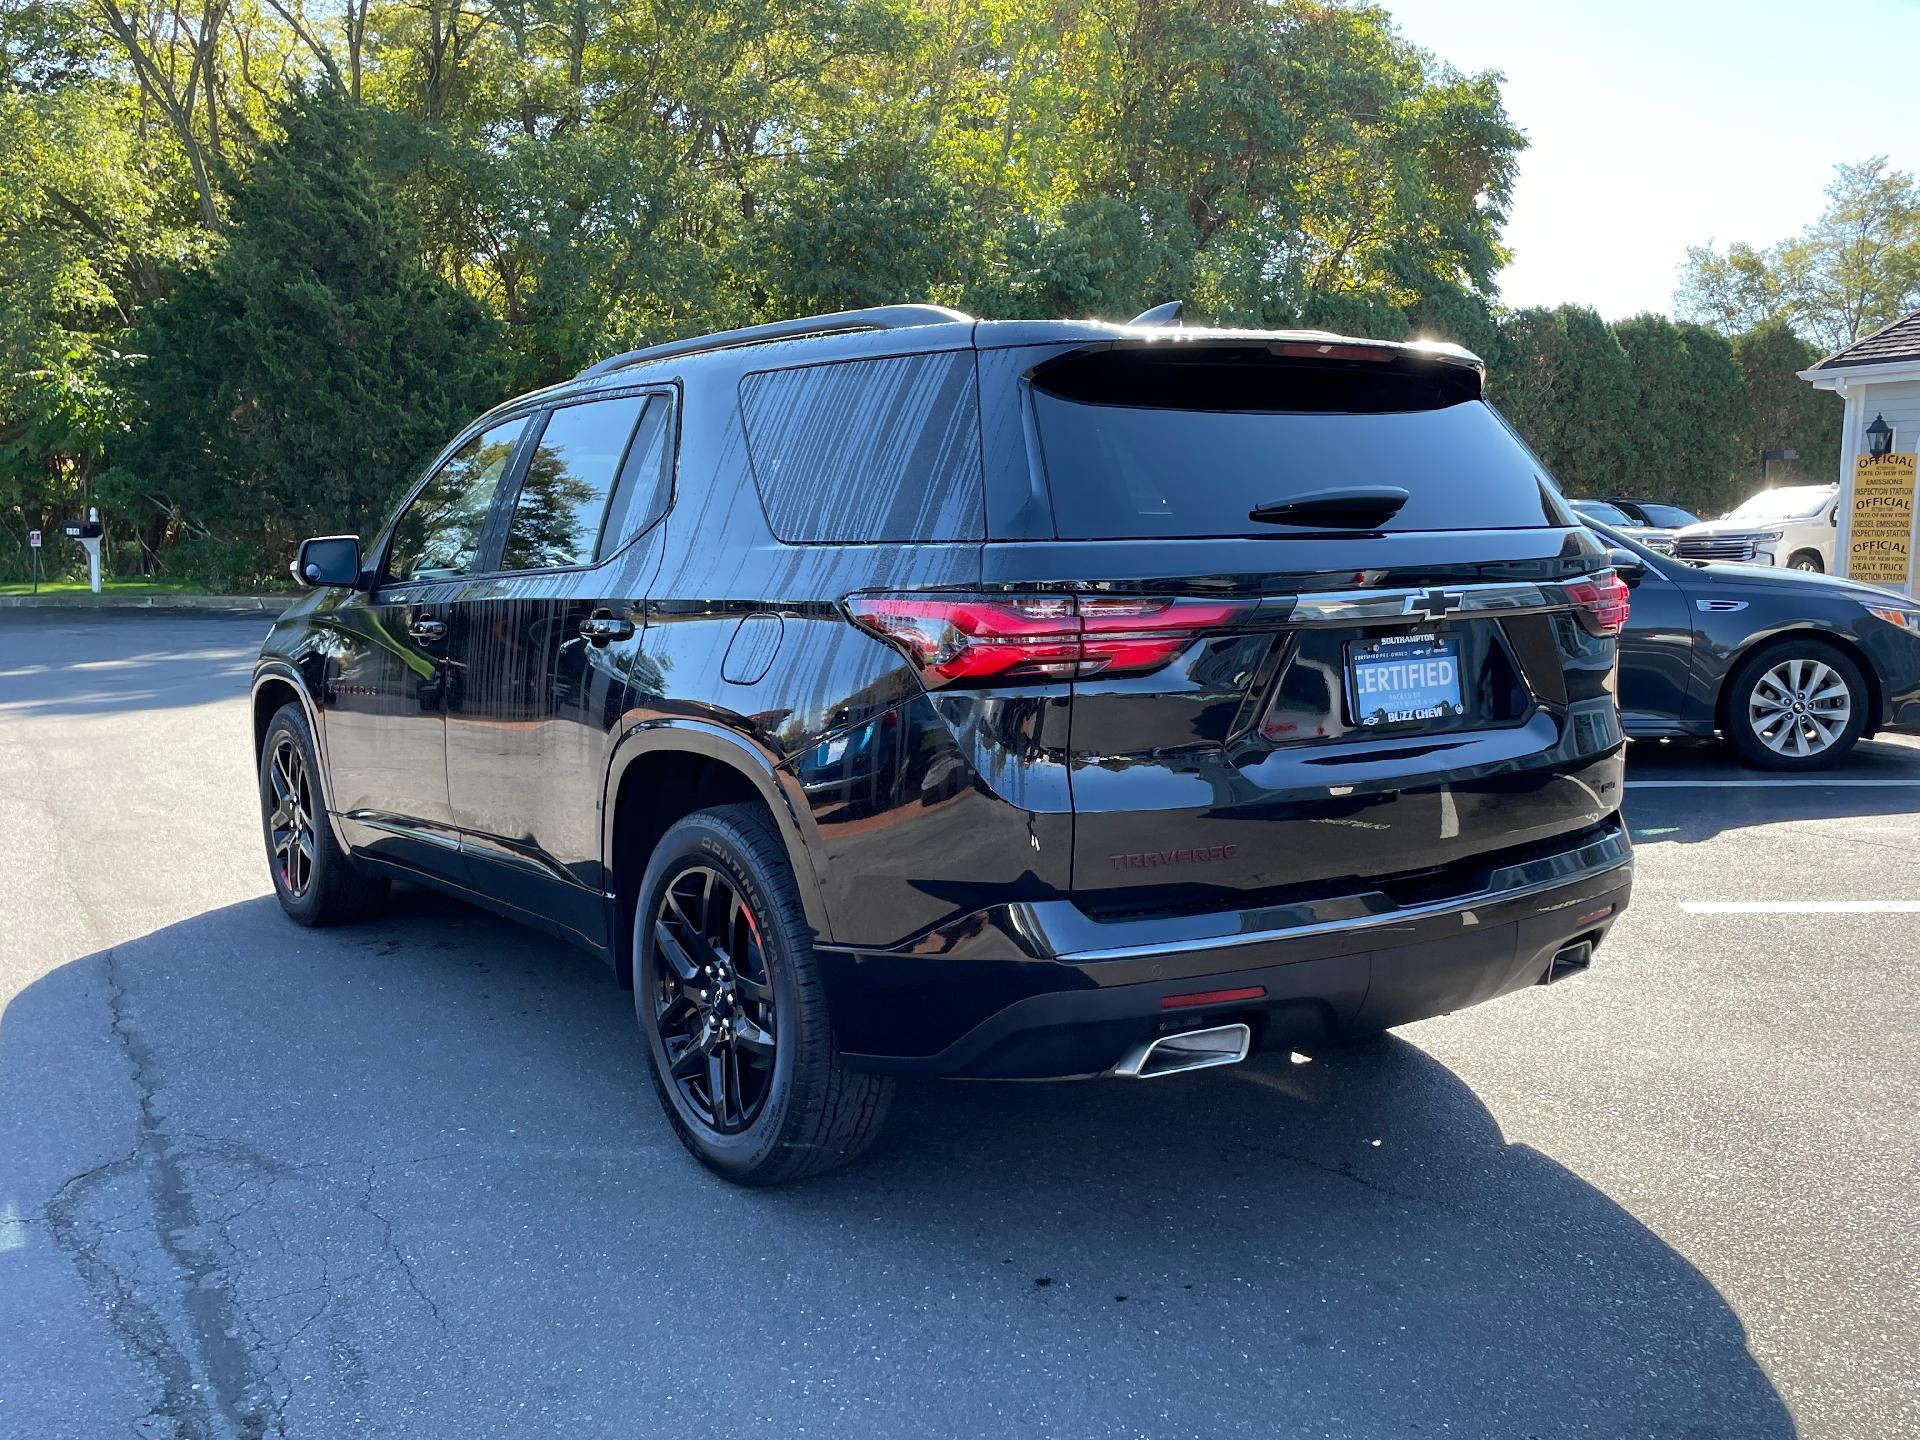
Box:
[1541,939,1595,985]
[1109,1022,1252,1080]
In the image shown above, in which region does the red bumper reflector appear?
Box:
[1161,985,1267,1010]
[1575,905,1615,927]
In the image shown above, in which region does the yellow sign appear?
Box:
[1848,452,1917,588]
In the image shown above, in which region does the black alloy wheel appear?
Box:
[258,701,387,925]
[266,733,317,900]
[634,805,893,1184]
[649,865,779,1134]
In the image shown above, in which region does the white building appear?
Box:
[1801,308,1920,594]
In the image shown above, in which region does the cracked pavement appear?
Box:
[2,611,1915,1437]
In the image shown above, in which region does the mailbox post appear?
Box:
[62,507,104,594]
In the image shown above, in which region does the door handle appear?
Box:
[408,618,447,642]
[580,610,635,643]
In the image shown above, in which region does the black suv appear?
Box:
[253,305,1634,1184]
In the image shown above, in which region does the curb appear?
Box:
[0,593,289,613]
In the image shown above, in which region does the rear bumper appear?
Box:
[820,822,1633,1078]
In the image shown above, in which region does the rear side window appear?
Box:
[501,394,649,570]
[596,395,675,556]
[1031,349,1568,539]
[740,352,984,543]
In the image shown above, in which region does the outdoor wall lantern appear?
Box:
[1866,413,1894,458]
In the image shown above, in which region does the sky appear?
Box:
[1383,0,1920,319]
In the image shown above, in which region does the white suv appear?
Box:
[1673,484,1839,572]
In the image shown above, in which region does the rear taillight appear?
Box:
[1566,570,1630,636]
[844,593,1254,686]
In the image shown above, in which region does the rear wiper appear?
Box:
[1248,486,1410,529]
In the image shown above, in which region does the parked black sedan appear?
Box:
[1591,520,1920,768]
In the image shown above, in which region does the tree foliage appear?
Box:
[1490,305,1839,515]
[0,0,1864,581]
[1732,320,1843,490]
[1678,158,1920,354]
[106,84,505,583]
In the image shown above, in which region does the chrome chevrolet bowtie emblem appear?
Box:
[1403,588,1461,619]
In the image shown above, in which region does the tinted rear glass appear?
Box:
[1634,503,1697,528]
[740,352,984,543]
[1571,500,1634,525]
[1031,360,1568,539]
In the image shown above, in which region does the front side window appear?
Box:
[500,394,650,571]
[387,419,526,583]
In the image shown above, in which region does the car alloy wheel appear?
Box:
[266,734,317,899]
[1790,556,1821,572]
[648,865,779,1135]
[1748,657,1851,759]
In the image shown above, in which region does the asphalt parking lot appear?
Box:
[2,611,1915,1439]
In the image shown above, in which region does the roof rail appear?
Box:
[575,304,975,380]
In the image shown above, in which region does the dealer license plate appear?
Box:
[1349,634,1464,727]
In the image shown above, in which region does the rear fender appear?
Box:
[600,719,834,942]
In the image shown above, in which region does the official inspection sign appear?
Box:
[1848,452,1917,589]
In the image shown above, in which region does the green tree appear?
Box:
[108,82,506,585]
[1612,314,1744,515]
[0,75,201,577]
[0,0,1560,582]
[1678,158,1920,353]
[1488,306,1637,494]
[1732,320,1843,491]
[746,142,983,318]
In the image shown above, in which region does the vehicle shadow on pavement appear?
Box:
[1,889,1795,1439]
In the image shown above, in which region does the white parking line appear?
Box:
[1680,900,1920,914]
[1627,779,1920,789]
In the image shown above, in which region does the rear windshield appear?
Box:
[1031,357,1568,539]
[1633,502,1697,528]
[1571,500,1634,525]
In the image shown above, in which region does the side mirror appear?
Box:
[1608,547,1647,585]
[1830,507,1839,528]
[293,535,363,589]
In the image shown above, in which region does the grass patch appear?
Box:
[0,578,208,597]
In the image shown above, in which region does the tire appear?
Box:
[258,702,387,924]
[1787,550,1824,573]
[634,804,893,1185]
[1723,639,1868,770]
